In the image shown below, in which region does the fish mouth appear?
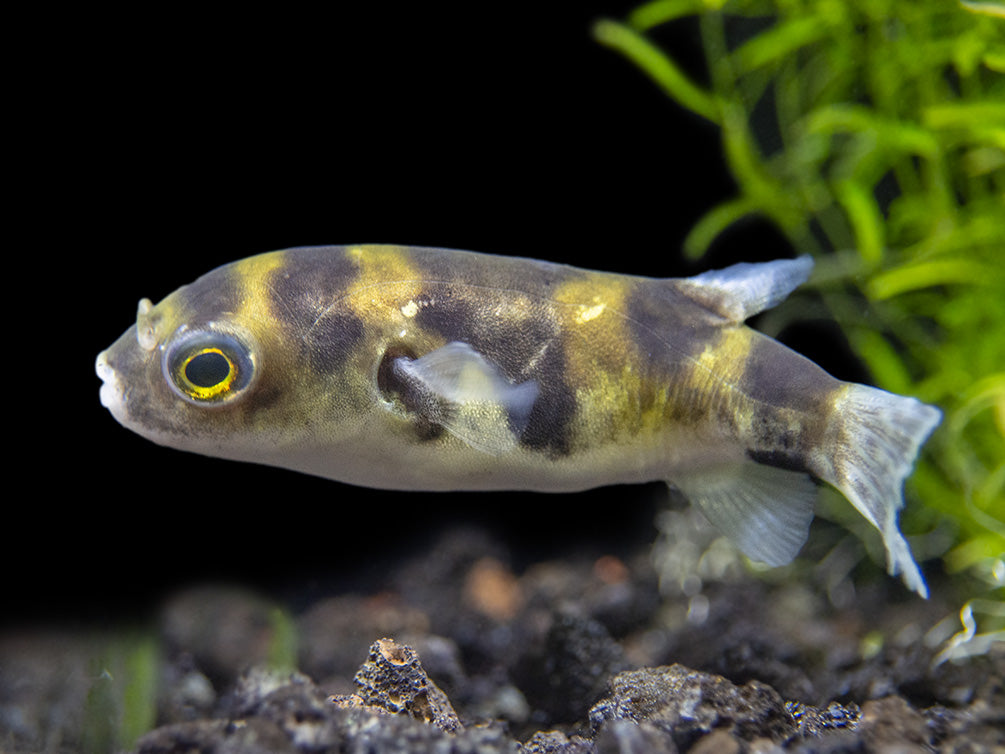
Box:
[96,349,125,421]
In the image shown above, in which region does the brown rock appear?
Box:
[690,729,742,754]
[464,557,524,621]
[349,637,463,732]
[859,696,928,753]
[589,663,796,750]
[137,718,296,754]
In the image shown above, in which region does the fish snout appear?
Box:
[95,349,124,419]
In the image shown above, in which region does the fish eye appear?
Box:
[163,328,257,405]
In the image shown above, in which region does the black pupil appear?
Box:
[186,351,231,388]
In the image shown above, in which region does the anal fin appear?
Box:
[674,460,818,567]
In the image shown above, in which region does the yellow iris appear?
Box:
[178,347,237,400]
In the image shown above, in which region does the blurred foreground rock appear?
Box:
[1,526,1002,753]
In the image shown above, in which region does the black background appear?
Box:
[15,4,849,626]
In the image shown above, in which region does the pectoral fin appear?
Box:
[676,256,814,323]
[674,460,817,567]
[391,342,539,454]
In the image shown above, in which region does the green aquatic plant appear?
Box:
[82,632,159,752]
[594,0,1004,610]
[267,605,300,672]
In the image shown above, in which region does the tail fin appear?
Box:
[813,384,941,597]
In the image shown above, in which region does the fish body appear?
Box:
[96,245,941,594]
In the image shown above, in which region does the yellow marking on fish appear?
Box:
[693,327,753,384]
[231,250,288,322]
[681,327,752,404]
[664,325,758,436]
[576,301,607,323]
[572,364,670,447]
[346,245,425,319]
[550,274,668,444]
[551,274,633,372]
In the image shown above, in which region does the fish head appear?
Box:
[96,294,261,449]
[95,250,373,471]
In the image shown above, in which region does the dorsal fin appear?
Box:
[676,256,814,323]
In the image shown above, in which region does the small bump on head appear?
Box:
[136,298,158,351]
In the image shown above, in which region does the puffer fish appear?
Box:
[96,245,941,595]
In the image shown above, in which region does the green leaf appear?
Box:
[683,196,762,258]
[806,105,939,158]
[628,0,711,30]
[958,1,1005,19]
[867,260,993,299]
[834,180,885,266]
[733,16,830,72]
[849,329,912,394]
[923,102,1005,132]
[593,19,720,122]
